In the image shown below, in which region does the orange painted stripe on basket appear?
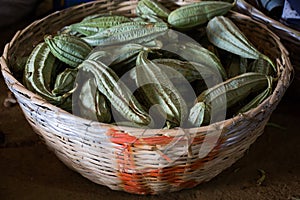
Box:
[141,140,222,186]
[129,141,221,191]
[108,128,223,193]
[107,128,207,146]
[110,134,137,145]
[145,148,219,176]
[116,144,136,170]
[108,129,151,194]
[108,132,175,146]
[117,146,150,194]
[118,172,153,194]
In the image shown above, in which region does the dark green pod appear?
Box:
[23,42,62,103]
[250,58,274,76]
[135,50,188,126]
[78,78,112,123]
[45,34,92,68]
[196,72,270,123]
[79,59,151,126]
[237,75,273,113]
[52,68,78,96]
[166,42,227,80]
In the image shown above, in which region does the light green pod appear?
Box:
[82,21,151,43]
[81,15,130,25]
[67,15,131,36]
[206,16,276,72]
[136,0,157,17]
[87,43,147,75]
[82,21,168,46]
[44,34,93,68]
[67,25,107,36]
[130,58,218,82]
[136,0,170,19]
[168,1,234,29]
[187,102,205,128]
[136,14,166,23]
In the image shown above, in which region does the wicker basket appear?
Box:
[0,0,293,195]
[235,0,300,97]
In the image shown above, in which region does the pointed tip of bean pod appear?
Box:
[261,54,277,74]
[44,34,53,40]
[232,0,237,6]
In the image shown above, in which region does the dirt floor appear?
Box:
[1,15,300,200]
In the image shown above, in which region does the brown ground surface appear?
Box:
[1,16,300,200]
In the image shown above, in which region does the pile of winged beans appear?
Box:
[23,0,277,129]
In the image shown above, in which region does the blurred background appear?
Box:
[248,0,300,30]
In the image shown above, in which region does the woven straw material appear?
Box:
[0,0,293,195]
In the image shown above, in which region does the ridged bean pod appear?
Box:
[187,102,205,127]
[130,58,219,82]
[136,50,188,126]
[67,15,131,36]
[238,75,273,113]
[78,78,112,122]
[79,59,151,126]
[168,1,234,29]
[136,0,170,19]
[196,72,271,123]
[166,42,227,80]
[82,21,168,46]
[84,21,151,39]
[87,43,149,76]
[52,68,78,96]
[206,16,276,72]
[23,42,62,103]
[44,34,93,68]
[250,58,274,76]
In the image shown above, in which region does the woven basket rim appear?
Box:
[0,2,293,135]
[236,0,300,44]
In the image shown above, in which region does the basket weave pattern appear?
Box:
[0,0,293,194]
